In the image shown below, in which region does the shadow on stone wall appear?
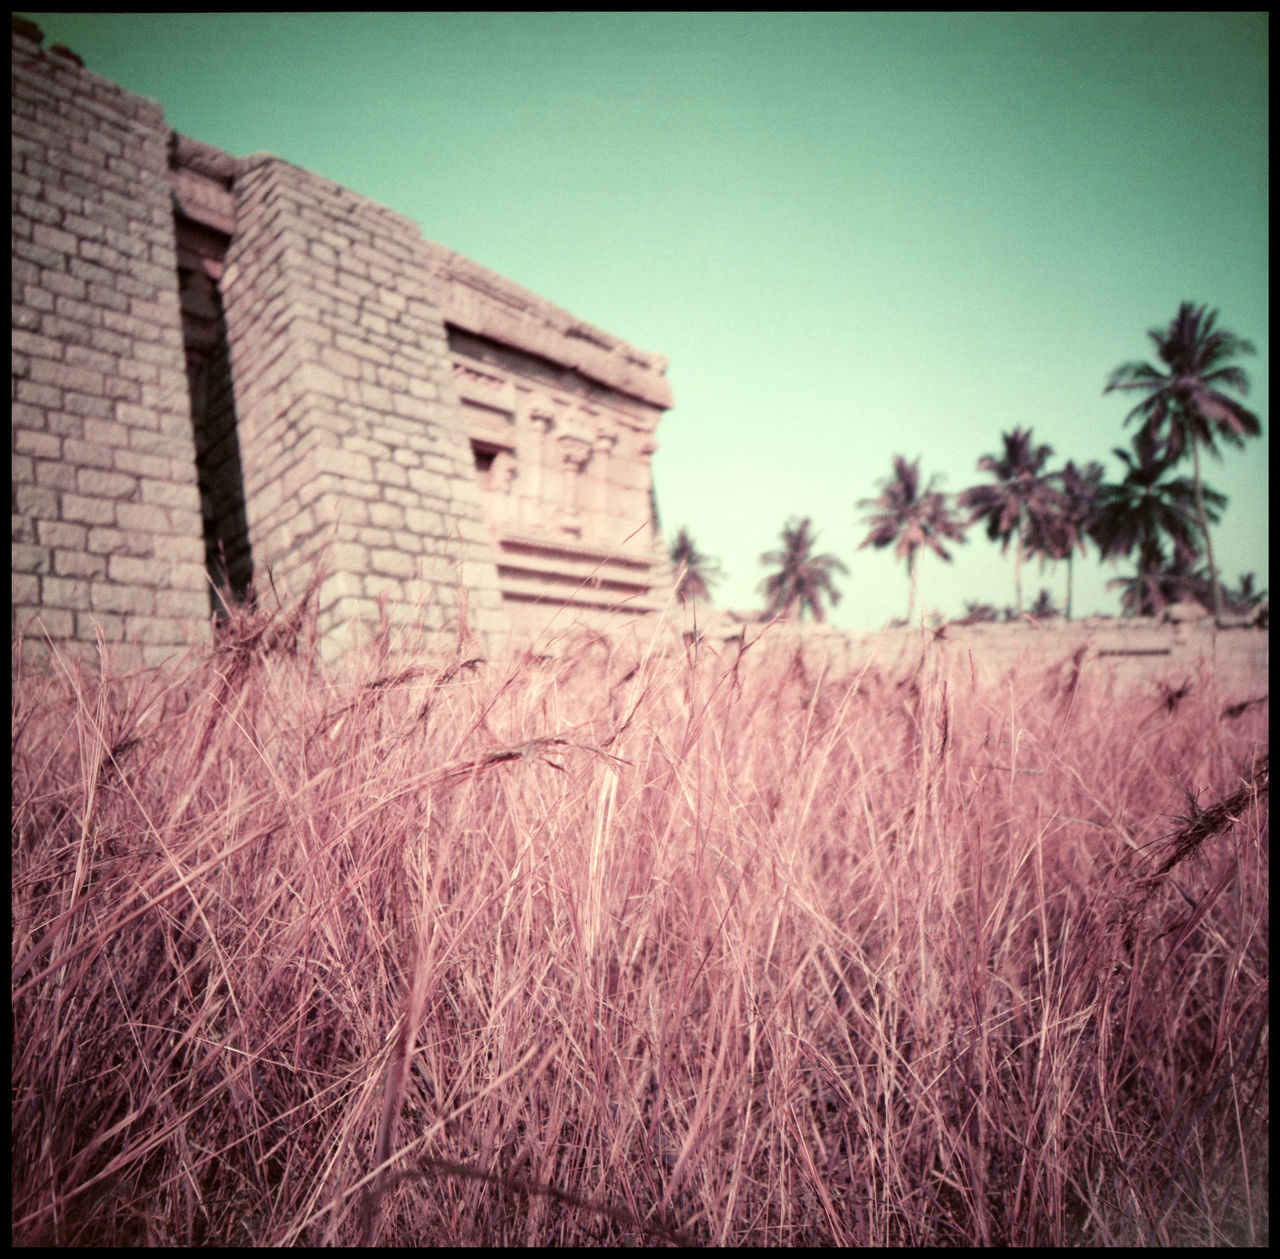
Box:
[175,214,255,621]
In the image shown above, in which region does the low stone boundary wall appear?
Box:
[680,614,1268,704]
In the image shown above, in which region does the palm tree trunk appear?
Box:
[1065,553,1074,621]
[1190,435,1224,624]
[1013,530,1024,617]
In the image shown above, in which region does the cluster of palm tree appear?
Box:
[853,429,1092,624]
[669,517,849,623]
[671,302,1263,626]
[1101,301,1262,621]
[960,588,1063,625]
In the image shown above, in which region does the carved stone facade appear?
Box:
[11,18,674,665]
[440,310,671,642]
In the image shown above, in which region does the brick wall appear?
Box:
[11,17,676,669]
[221,155,506,658]
[11,20,209,667]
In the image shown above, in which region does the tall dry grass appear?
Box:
[11,593,1268,1245]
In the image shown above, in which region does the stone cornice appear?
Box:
[421,242,674,412]
[155,130,673,414]
[169,132,236,235]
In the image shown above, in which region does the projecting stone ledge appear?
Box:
[160,126,672,413]
[422,242,673,411]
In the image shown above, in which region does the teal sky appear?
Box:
[24,12,1268,627]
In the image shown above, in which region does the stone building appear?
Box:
[11,17,675,666]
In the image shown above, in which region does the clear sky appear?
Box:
[23,12,1268,628]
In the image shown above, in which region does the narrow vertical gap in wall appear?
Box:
[175,214,255,621]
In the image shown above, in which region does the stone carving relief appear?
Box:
[453,360,513,412]
[522,401,556,532]
[491,448,518,492]
[488,449,518,531]
[556,432,594,535]
[594,421,619,455]
[446,346,661,563]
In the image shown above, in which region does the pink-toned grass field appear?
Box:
[11,594,1268,1245]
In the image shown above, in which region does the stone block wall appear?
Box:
[11,19,209,666]
[221,155,505,658]
[692,612,1268,706]
[11,17,675,668]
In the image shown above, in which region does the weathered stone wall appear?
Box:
[11,17,676,667]
[220,155,505,658]
[692,612,1269,705]
[11,18,209,666]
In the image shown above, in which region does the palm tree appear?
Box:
[960,600,1006,625]
[1022,459,1105,620]
[1028,588,1059,620]
[757,516,849,622]
[1105,301,1262,623]
[1158,553,1217,609]
[1109,554,1216,618]
[1225,571,1267,618]
[669,526,723,604]
[1148,559,1267,620]
[1106,564,1170,619]
[857,455,966,622]
[958,428,1062,617]
[1091,428,1225,616]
